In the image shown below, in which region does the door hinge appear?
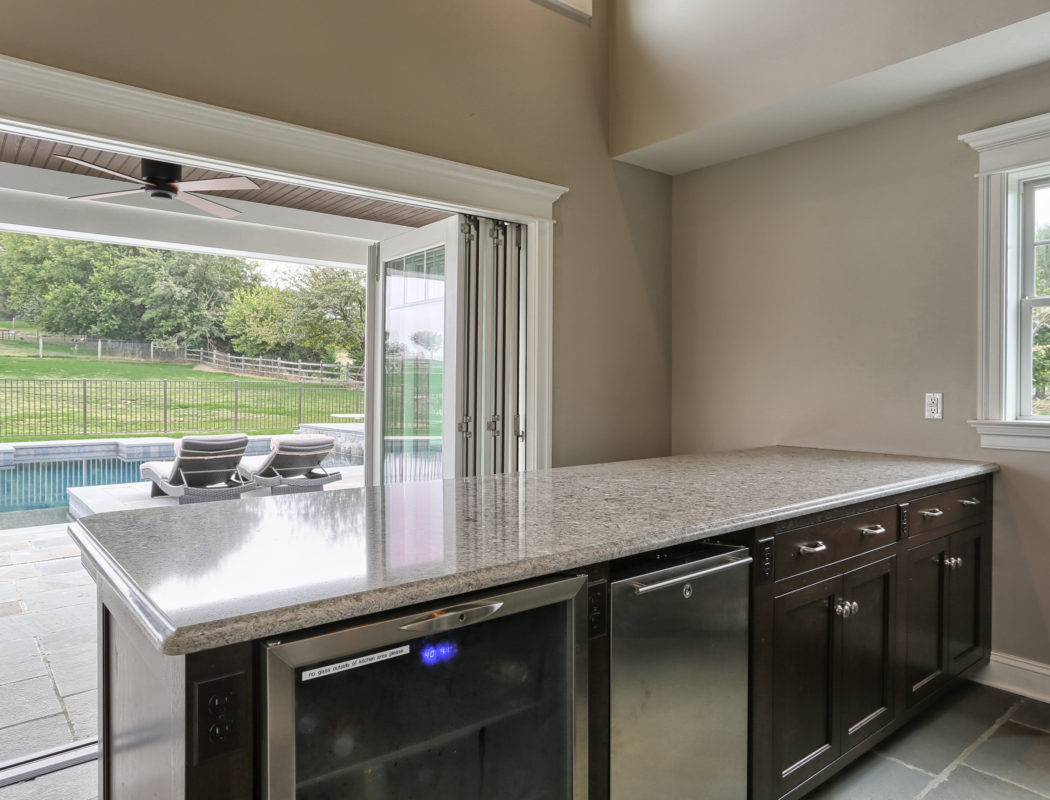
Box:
[487,414,501,436]
[458,416,473,438]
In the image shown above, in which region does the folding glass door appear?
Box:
[366,215,526,484]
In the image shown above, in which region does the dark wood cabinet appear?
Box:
[749,475,993,800]
[769,557,896,798]
[903,536,949,705]
[840,558,896,752]
[904,522,992,707]
[771,575,840,795]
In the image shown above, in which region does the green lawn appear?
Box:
[0,320,42,334]
[0,354,367,440]
[0,353,279,381]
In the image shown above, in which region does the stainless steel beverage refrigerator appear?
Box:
[260,575,588,799]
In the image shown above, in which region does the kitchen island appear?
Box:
[69,446,997,800]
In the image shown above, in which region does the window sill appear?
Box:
[969,419,1050,451]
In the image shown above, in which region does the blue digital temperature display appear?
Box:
[419,640,459,666]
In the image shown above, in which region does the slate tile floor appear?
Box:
[807,684,1050,799]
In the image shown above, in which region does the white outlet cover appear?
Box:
[925,393,943,420]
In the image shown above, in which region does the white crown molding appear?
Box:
[960,112,1050,175]
[0,54,568,222]
[973,651,1050,704]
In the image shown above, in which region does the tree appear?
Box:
[0,232,259,346]
[409,330,442,358]
[1033,224,1050,401]
[222,285,301,359]
[288,267,367,363]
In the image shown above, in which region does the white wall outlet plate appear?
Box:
[925,392,943,420]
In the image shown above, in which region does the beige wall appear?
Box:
[611,0,1050,155]
[0,0,673,468]
[672,62,1050,664]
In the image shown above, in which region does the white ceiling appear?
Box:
[615,12,1050,175]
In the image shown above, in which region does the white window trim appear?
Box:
[0,53,566,469]
[961,111,1050,451]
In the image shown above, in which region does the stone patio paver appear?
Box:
[0,715,72,759]
[0,676,64,729]
[64,690,97,740]
[0,637,47,684]
[0,524,96,766]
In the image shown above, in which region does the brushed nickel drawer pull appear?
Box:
[798,541,827,555]
[944,556,958,569]
[850,601,860,615]
[860,524,887,536]
[835,600,851,618]
[920,508,944,518]
[959,498,982,506]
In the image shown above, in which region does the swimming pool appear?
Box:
[0,457,148,512]
[0,452,363,514]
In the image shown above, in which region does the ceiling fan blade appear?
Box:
[175,176,259,193]
[175,191,241,219]
[69,188,145,202]
[53,155,147,185]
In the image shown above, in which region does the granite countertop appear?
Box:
[68,446,996,655]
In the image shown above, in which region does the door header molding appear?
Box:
[0,54,568,222]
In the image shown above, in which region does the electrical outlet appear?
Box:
[925,392,943,420]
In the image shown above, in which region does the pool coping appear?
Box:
[0,436,276,469]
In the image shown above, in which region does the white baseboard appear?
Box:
[971,651,1050,703]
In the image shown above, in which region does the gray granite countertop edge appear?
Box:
[70,459,996,656]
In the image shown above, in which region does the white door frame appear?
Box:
[0,54,564,470]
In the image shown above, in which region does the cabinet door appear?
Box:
[772,576,841,797]
[947,526,989,676]
[904,537,950,707]
[840,556,897,753]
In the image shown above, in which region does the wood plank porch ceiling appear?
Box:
[0,132,452,228]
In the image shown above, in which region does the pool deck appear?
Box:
[0,523,97,769]
[67,466,365,518]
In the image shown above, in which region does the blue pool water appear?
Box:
[0,457,148,512]
[0,453,363,514]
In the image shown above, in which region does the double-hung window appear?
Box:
[964,113,1050,450]
[1020,179,1050,418]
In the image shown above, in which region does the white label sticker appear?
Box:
[301,644,411,681]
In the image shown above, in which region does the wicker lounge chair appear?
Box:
[140,434,256,504]
[236,434,340,495]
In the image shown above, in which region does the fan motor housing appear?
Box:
[141,159,182,198]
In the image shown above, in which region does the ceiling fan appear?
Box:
[53,155,259,219]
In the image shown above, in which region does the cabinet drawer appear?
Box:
[908,483,988,536]
[775,506,898,581]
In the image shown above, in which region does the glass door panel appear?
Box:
[369,217,460,485]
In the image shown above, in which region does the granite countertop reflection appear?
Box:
[68,446,996,655]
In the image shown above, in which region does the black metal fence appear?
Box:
[0,379,365,440]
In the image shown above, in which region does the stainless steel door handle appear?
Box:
[629,555,753,595]
[921,508,944,518]
[798,541,827,555]
[860,524,887,536]
[399,601,504,633]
